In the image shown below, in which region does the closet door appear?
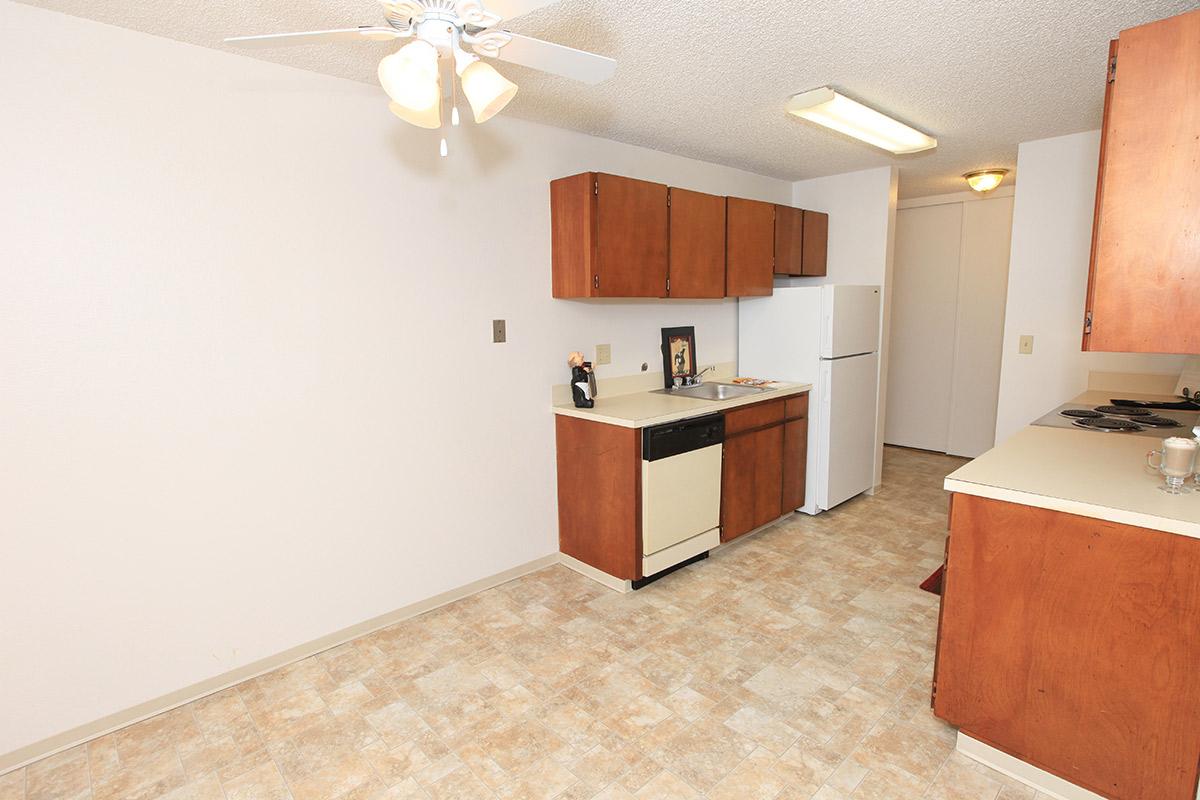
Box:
[884,203,963,452]
[946,197,1014,457]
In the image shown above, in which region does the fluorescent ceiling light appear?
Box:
[786,87,936,154]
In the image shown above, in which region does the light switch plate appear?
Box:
[595,344,611,365]
[492,320,506,343]
[1019,335,1034,355]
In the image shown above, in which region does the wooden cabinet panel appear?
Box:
[934,494,1200,799]
[726,197,775,296]
[596,173,669,298]
[668,188,726,298]
[773,204,804,276]
[784,393,809,422]
[550,172,668,298]
[781,418,808,514]
[752,425,784,528]
[550,172,597,298]
[722,421,787,541]
[725,398,785,435]
[555,415,641,580]
[720,431,757,542]
[801,211,829,277]
[1084,9,1200,353]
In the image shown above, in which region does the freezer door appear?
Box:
[817,352,879,510]
[822,285,882,359]
[737,289,823,383]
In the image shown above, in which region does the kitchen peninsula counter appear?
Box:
[934,390,1200,800]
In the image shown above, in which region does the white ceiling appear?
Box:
[17,0,1199,196]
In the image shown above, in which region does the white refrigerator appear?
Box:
[738,285,881,514]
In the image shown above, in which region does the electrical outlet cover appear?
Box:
[492,320,506,343]
[595,344,611,365]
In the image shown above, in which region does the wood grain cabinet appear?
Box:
[555,392,810,578]
[1082,8,1200,353]
[725,197,776,296]
[774,206,828,278]
[668,188,727,298]
[934,494,1200,799]
[720,395,808,542]
[551,172,669,298]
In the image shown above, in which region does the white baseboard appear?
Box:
[0,553,560,777]
[557,553,631,593]
[956,732,1107,800]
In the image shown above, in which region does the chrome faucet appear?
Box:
[693,365,716,385]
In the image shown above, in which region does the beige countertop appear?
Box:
[552,381,812,429]
[945,390,1200,539]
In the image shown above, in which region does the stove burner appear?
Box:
[1094,405,1152,417]
[1060,409,1103,419]
[1136,415,1183,428]
[1073,417,1144,432]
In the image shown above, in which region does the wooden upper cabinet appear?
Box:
[802,211,829,276]
[774,205,804,276]
[550,172,668,298]
[668,188,726,298]
[726,197,775,296]
[1083,9,1200,353]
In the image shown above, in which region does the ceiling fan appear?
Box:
[225,0,616,154]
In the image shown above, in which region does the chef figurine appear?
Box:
[568,351,595,408]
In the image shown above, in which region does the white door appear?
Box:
[819,352,879,510]
[822,285,881,359]
[946,196,1014,457]
[885,203,963,452]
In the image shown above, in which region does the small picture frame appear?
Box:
[661,326,697,389]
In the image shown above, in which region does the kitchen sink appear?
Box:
[654,382,770,401]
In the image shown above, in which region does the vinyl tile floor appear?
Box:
[1,446,1055,800]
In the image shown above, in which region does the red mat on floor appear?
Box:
[919,565,944,595]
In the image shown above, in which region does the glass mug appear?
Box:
[1147,437,1198,494]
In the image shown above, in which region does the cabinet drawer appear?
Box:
[785,393,809,421]
[725,398,785,435]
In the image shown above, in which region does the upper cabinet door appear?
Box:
[595,173,669,297]
[668,188,726,298]
[726,197,775,296]
[801,211,829,277]
[773,205,804,276]
[1085,9,1200,353]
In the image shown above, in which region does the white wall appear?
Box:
[994,131,1186,442]
[886,191,1014,458]
[785,167,898,486]
[0,1,793,760]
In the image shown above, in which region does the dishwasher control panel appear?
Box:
[642,414,725,461]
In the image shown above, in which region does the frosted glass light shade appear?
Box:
[388,100,441,129]
[785,87,936,154]
[459,60,517,123]
[378,40,440,128]
[964,169,1008,193]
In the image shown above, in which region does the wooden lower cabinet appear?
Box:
[555,392,810,576]
[781,418,808,513]
[555,414,641,580]
[934,493,1200,799]
[721,395,808,542]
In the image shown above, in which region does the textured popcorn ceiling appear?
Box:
[16,0,1198,196]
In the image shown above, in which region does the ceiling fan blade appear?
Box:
[482,0,560,21]
[493,33,615,84]
[223,27,403,48]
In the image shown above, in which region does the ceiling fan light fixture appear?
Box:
[458,59,518,123]
[964,169,1008,193]
[785,87,936,155]
[378,40,441,119]
[388,100,442,129]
